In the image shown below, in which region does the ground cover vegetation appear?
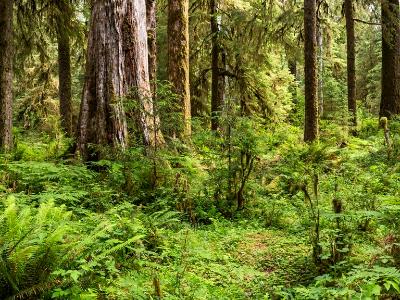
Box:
[1,0,400,299]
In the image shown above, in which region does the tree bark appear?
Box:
[0,0,13,152]
[168,0,191,137]
[317,23,324,118]
[210,0,225,131]
[304,0,319,142]
[146,0,157,99]
[288,59,297,79]
[345,0,357,127]
[78,0,164,160]
[380,0,400,118]
[57,16,73,137]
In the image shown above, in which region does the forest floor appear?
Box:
[1,121,400,299]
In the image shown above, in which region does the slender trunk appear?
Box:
[0,0,13,152]
[57,17,73,136]
[78,0,164,160]
[380,0,400,118]
[210,0,225,131]
[146,0,157,99]
[288,59,297,79]
[168,0,191,137]
[317,24,324,118]
[345,0,357,127]
[304,0,319,142]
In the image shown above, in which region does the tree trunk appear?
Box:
[380,0,400,118]
[0,0,13,152]
[78,0,164,160]
[168,0,191,137]
[288,59,297,79]
[345,0,357,128]
[317,23,324,118]
[57,16,73,137]
[146,0,157,99]
[304,0,319,142]
[210,0,225,131]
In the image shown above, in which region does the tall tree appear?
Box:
[304,0,319,142]
[168,0,191,136]
[317,22,324,118]
[146,0,157,99]
[56,2,73,136]
[78,0,164,160]
[345,0,356,127]
[380,0,400,118]
[0,0,14,151]
[210,0,226,131]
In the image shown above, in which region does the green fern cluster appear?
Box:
[0,196,72,299]
[0,197,153,299]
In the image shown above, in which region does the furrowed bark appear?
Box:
[210,0,225,131]
[78,0,164,160]
[0,0,13,152]
[380,0,400,118]
[168,0,192,137]
[304,0,319,142]
[146,0,157,99]
[57,16,73,136]
[345,0,357,127]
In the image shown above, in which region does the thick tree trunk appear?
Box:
[168,0,191,137]
[57,18,73,137]
[210,0,225,131]
[78,0,164,160]
[0,0,13,152]
[146,0,157,99]
[345,0,357,127]
[380,0,400,118]
[304,0,319,142]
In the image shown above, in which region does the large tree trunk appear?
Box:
[78,0,164,160]
[304,0,319,142]
[168,0,191,137]
[146,0,157,99]
[210,0,225,131]
[345,0,357,127]
[57,15,73,137]
[380,0,400,118]
[0,0,13,152]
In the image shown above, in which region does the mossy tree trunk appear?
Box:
[317,23,324,118]
[78,0,164,160]
[146,0,157,99]
[304,0,319,142]
[380,0,400,118]
[0,0,13,152]
[168,0,191,137]
[345,0,357,128]
[57,9,73,137]
[210,0,226,131]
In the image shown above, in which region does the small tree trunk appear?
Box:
[380,0,400,118]
[345,0,357,129]
[57,17,73,136]
[210,0,225,131]
[304,0,319,142]
[146,0,157,99]
[317,24,324,118]
[288,59,297,79]
[168,0,191,137]
[78,0,164,160]
[0,0,13,152]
